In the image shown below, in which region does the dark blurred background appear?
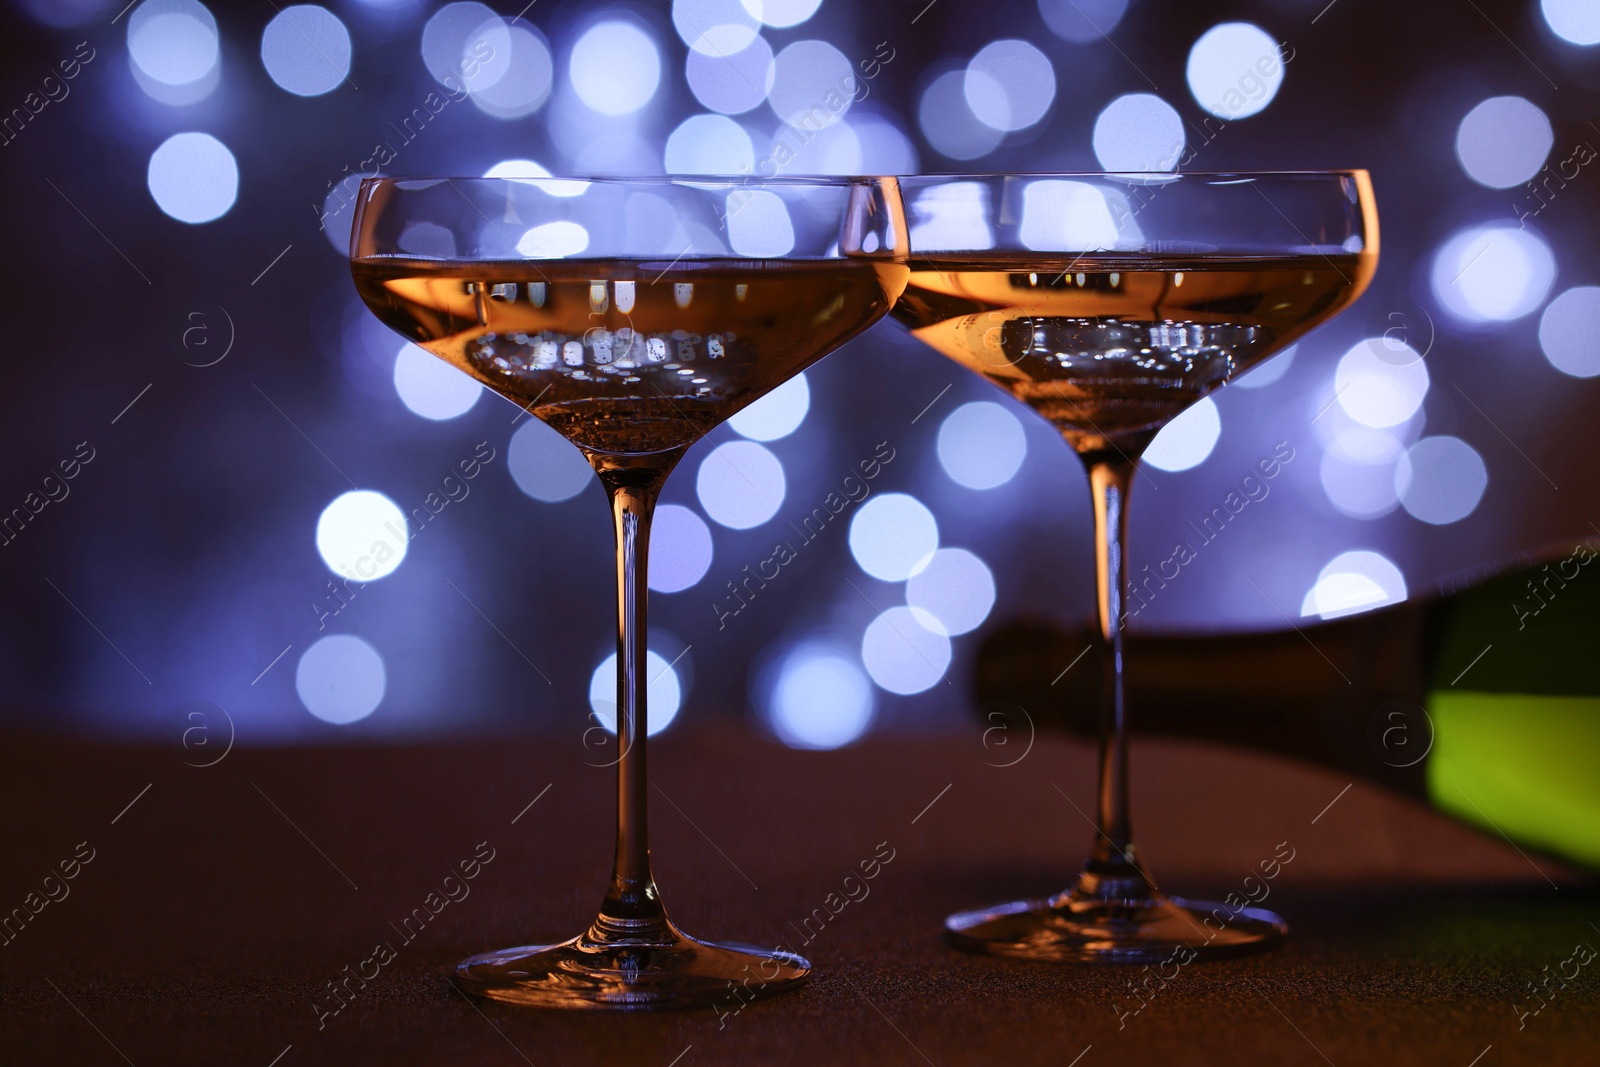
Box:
[1,0,1596,748]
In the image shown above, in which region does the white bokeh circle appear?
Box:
[1185,22,1284,120]
[964,39,1056,132]
[1543,0,1600,45]
[393,343,482,420]
[569,20,661,115]
[1395,436,1488,525]
[849,494,939,582]
[588,650,682,735]
[936,401,1028,489]
[1301,550,1407,620]
[696,440,786,529]
[1334,338,1430,428]
[767,642,876,749]
[1430,225,1555,324]
[296,634,386,724]
[861,606,951,695]
[1455,97,1553,189]
[261,5,352,97]
[729,373,810,441]
[1092,94,1185,172]
[905,548,996,636]
[316,490,408,582]
[508,418,595,503]
[147,132,238,224]
[1538,286,1600,378]
[1144,396,1221,472]
[649,504,715,593]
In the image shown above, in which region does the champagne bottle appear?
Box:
[973,540,1600,870]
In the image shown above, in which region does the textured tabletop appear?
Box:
[0,728,1594,1066]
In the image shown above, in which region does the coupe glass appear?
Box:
[351,176,908,1006]
[891,172,1378,961]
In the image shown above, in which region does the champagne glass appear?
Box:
[351,176,908,1005]
[891,172,1378,960]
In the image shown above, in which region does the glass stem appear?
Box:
[1074,453,1157,901]
[592,456,678,941]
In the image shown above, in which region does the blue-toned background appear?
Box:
[2,0,1597,747]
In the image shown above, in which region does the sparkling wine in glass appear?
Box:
[352,176,908,1006]
[892,172,1378,960]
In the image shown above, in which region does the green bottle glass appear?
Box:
[974,541,1600,870]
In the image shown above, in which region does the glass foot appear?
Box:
[945,892,1287,963]
[454,922,810,1009]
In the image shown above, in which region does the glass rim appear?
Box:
[896,169,1370,181]
[355,171,1369,192]
[356,174,898,191]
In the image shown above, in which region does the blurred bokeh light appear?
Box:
[4,0,1597,749]
[936,402,1027,490]
[764,640,875,749]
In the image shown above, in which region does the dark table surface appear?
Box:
[0,726,1594,1066]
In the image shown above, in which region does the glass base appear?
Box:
[454,921,810,1009]
[945,892,1287,963]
